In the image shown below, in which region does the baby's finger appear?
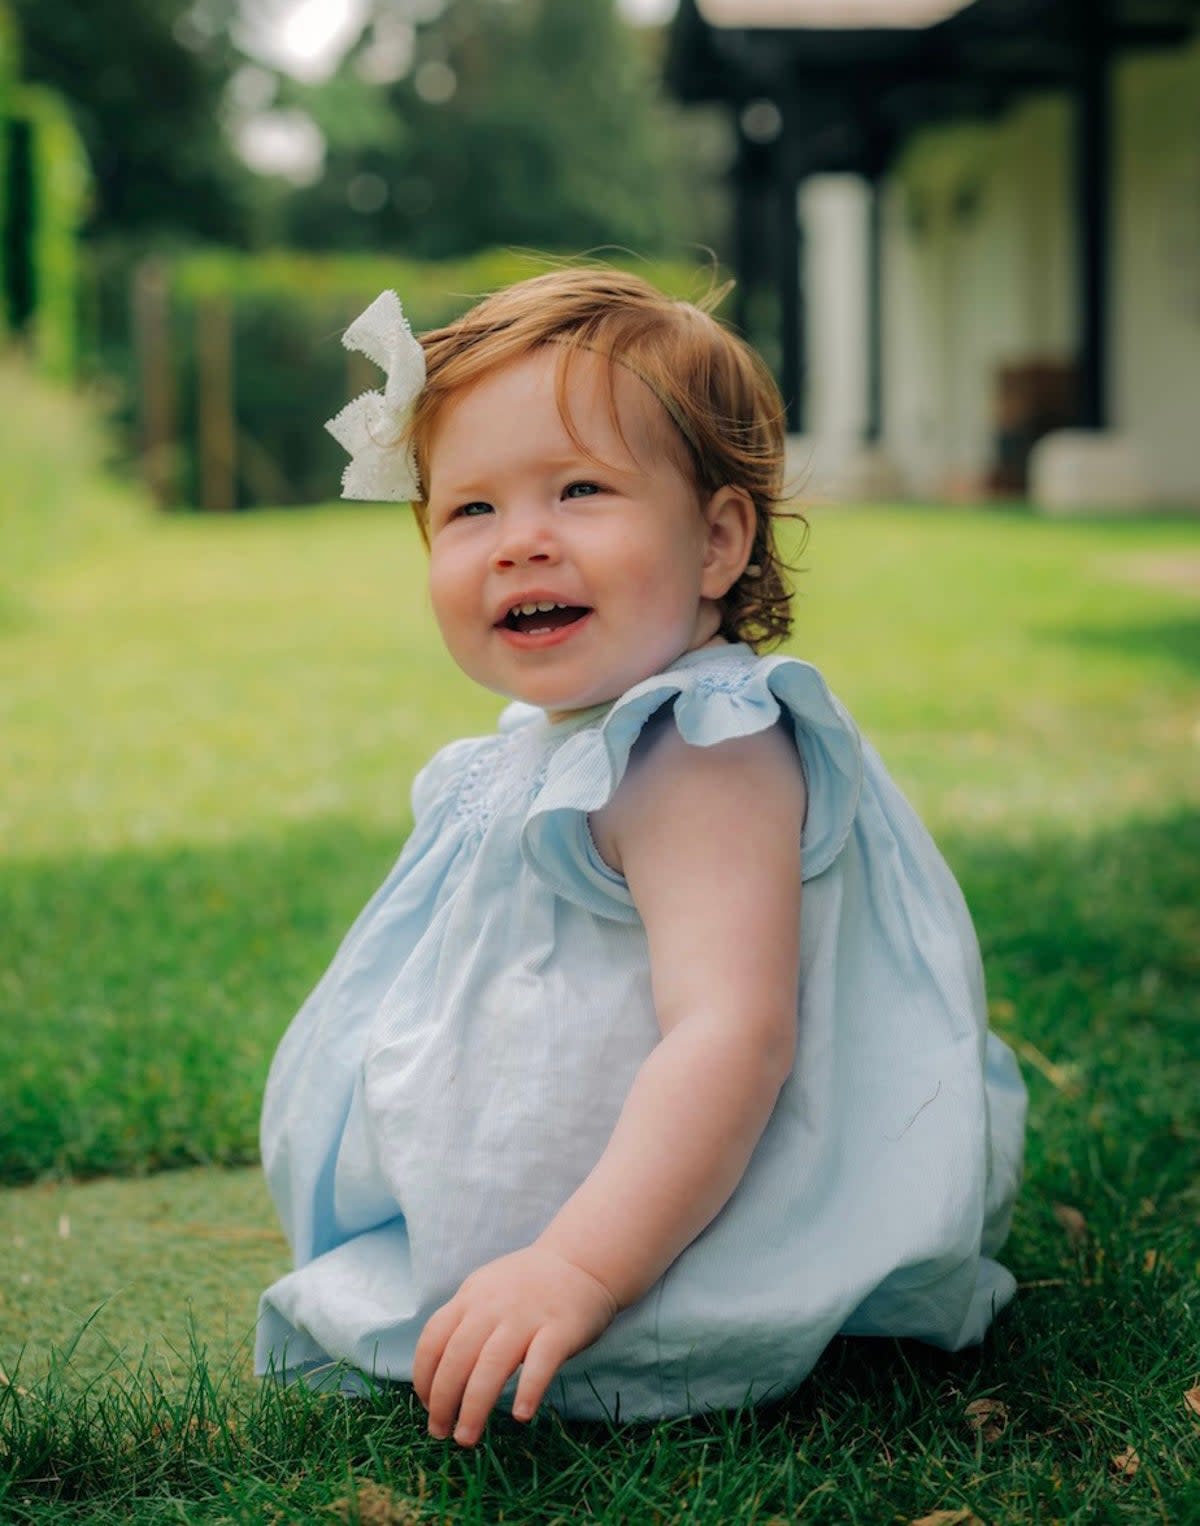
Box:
[451,1326,526,1447]
[511,1325,568,1424]
[412,1303,462,1409]
[425,1316,492,1440]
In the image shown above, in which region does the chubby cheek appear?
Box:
[623,538,705,626]
[426,555,480,660]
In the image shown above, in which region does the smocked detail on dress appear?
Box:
[449,730,552,838]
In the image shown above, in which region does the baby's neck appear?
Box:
[542,636,732,725]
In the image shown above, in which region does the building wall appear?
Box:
[884,96,1075,498]
[799,31,1200,505]
[1113,33,1200,504]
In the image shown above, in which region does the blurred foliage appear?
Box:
[0,2,13,96]
[90,245,722,509]
[270,0,731,260]
[167,245,720,309]
[0,3,14,338]
[2,1,93,380]
[6,0,729,261]
[8,0,251,242]
[4,84,92,378]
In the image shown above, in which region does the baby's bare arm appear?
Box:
[539,718,806,1306]
[413,719,806,1446]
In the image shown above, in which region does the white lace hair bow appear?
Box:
[325,290,426,502]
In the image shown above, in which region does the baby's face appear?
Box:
[423,348,725,718]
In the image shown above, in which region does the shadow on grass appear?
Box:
[2,809,1197,1208]
[1044,613,1200,676]
[0,821,407,1183]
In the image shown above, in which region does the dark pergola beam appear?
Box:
[860,117,889,446]
[1076,0,1113,429]
[866,177,885,444]
[692,34,1190,98]
[670,0,1199,114]
[776,141,804,432]
[732,175,758,342]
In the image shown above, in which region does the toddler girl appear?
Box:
[257,268,1026,1448]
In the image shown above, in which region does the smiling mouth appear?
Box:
[501,601,591,635]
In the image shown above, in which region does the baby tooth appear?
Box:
[512,600,567,617]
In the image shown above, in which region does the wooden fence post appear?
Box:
[131,259,175,508]
[196,292,236,511]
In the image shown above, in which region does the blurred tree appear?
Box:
[9,0,251,241]
[280,0,710,258]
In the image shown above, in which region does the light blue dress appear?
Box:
[257,643,1026,1421]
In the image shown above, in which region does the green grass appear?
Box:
[2,505,1196,1184]
[1,1322,1194,1524]
[0,354,140,632]
[1,359,1199,1520]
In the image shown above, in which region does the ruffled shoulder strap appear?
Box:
[520,646,863,920]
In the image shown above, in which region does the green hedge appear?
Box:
[11,85,91,379]
[0,1,17,340]
[113,247,722,510]
[0,3,91,372]
[0,5,13,106]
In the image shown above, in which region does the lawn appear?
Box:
[1,362,1198,1521]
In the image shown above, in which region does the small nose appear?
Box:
[490,506,559,570]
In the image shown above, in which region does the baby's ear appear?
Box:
[700,486,757,600]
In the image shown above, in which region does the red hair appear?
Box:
[406,267,802,649]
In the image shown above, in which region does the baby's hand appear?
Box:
[412,1244,619,1447]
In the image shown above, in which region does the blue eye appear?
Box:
[456,501,494,518]
[563,482,601,499]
